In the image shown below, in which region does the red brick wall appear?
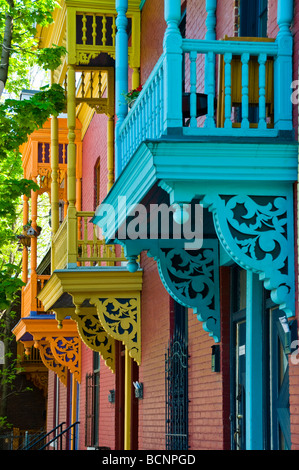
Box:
[47,371,55,436]
[46,370,68,449]
[78,343,116,450]
[138,253,171,450]
[78,344,92,450]
[216,0,235,39]
[99,357,116,449]
[188,310,224,450]
[81,111,109,212]
[140,0,165,84]
[289,0,299,450]
[78,109,116,450]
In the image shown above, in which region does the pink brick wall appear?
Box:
[98,357,116,449]
[188,310,224,450]
[46,0,299,452]
[47,370,55,436]
[78,343,116,450]
[140,0,165,84]
[138,253,171,450]
[81,111,110,212]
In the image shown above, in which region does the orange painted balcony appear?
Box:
[21,274,51,318]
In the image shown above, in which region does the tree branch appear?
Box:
[0,0,14,98]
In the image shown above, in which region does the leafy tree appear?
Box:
[0,0,67,430]
[0,0,66,97]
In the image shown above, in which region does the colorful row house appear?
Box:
[13,0,299,450]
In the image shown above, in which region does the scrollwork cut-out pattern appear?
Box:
[91,297,141,365]
[76,312,115,372]
[148,240,220,343]
[51,336,81,383]
[203,193,294,317]
[38,339,68,386]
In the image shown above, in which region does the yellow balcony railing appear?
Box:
[51,216,68,270]
[51,210,126,271]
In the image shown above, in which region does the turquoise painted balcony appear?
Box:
[116,35,294,173]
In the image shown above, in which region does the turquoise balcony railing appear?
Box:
[118,35,293,172]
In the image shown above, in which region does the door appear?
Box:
[268,307,291,450]
[232,318,246,449]
[230,267,291,450]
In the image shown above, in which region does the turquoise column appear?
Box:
[205,0,217,93]
[246,271,263,450]
[115,0,128,178]
[163,0,182,132]
[275,0,293,131]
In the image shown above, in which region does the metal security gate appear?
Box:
[165,330,189,450]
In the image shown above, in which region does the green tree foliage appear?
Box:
[0,0,67,428]
[0,0,66,96]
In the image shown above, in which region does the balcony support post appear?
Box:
[275,0,293,131]
[30,180,38,314]
[115,0,128,179]
[22,195,29,284]
[205,0,217,94]
[124,347,132,450]
[245,271,264,450]
[163,0,182,132]
[51,113,59,235]
[107,115,115,192]
[67,64,78,268]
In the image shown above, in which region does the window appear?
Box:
[239,0,268,37]
[94,159,101,208]
[165,301,188,450]
[85,352,100,447]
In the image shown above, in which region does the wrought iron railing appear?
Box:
[38,421,80,450]
[20,421,80,450]
[165,330,189,450]
[21,422,65,450]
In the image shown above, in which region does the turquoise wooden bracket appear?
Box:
[147,239,220,343]
[201,190,295,318]
[116,237,220,343]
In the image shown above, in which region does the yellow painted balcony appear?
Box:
[51,210,126,271]
[38,0,140,82]
[37,208,143,370]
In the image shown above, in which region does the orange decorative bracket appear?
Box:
[35,335,81,385]
[13,317,81,386]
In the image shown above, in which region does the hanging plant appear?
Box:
[123,85,143,108]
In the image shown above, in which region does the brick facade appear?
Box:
[45,0,299,451]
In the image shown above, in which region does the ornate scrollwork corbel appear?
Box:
[148,239,220,343]
[51,336,81,384]
[90,296,141,365]
[37,338,68,386]
[202,193,295,317]
[74,308,115,373]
